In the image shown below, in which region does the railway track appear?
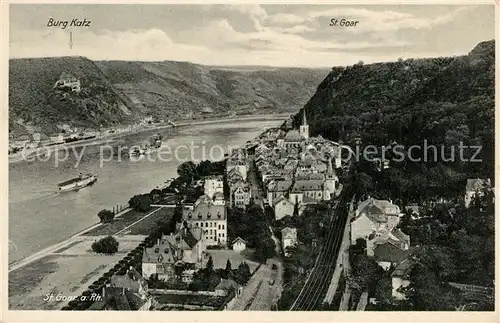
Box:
[290,183,352,311]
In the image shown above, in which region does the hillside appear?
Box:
[293,40,495,193]
[8,57,328,138]
[95,60,328,120]
[9,57,133,137]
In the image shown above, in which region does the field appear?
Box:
[82,207,160,236]
[126,207,174,235]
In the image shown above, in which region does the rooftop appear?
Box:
[373,243,410,263]
[268,180,293,192]
[183,200,227,221]
[284,130,302,142]
[391,258,415,278]
[291,180,324,192]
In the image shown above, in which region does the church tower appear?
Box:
[299,107,309,140]
[323,157,337,200]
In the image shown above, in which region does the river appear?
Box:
[8,118,282,263]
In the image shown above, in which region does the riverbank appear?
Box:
[8,113,288,164]
[8,206,175,310]
[10,118,283,265]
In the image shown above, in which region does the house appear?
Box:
[182,196,227,246]
[109,267,148,295]
[231,237,247,252]
[371,237,410,271]
[181,269,196,283]
[212,191,226,206]
[89,267,151,311]
[231,185,251,208]
[226,150,248,181]
[282,227,298,257]
[284,130,303,151]
[289,180,325,203]
[290,158,337,203]
[142,225,206,280]
[267,180,293,206]
[391,259,415,300]
[350,198,403,244]
[227,168,244,185]
[297,197,317,216]
[88,286,152,311]
[215,278,243,297]
[464,178,491,208]
[273,196,295,220]
[366,228,410,257]
[204,175,224,199]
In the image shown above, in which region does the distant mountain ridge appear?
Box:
[8,57,329,138]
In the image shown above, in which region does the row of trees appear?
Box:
[63,204,182,310]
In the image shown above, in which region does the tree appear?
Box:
[206,255,214,273]
[255,235,276,263]
[405,263,461,310]
[128,194,152,212]
[225,259,232,274]
[92,236,119,254]
[149,189,161,203]
[97,209,114,223]
[233,262,251,285]
[177,161,197,182]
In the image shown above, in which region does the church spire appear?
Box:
[299,106,310,140]
[327,156,333,174]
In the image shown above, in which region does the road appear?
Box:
[289,182,353,311]
[229,259,282,311]
[247,154,265,208]
[228,154,284,310]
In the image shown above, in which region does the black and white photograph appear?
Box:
[4,1,496,316]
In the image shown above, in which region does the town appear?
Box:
[8,4,495,315]
[10,106,489,311]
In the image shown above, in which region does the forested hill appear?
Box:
[9,56,327,138]
[293,40,494,199]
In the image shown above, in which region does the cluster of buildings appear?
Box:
[350,197,411,300]
[90,267,152,310]
[226,149,252,208]
[253,108,343,220]
[142,223,207,283]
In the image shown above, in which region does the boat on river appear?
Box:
[57,173,97,192]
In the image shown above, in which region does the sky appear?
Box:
[9,4,495,67]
